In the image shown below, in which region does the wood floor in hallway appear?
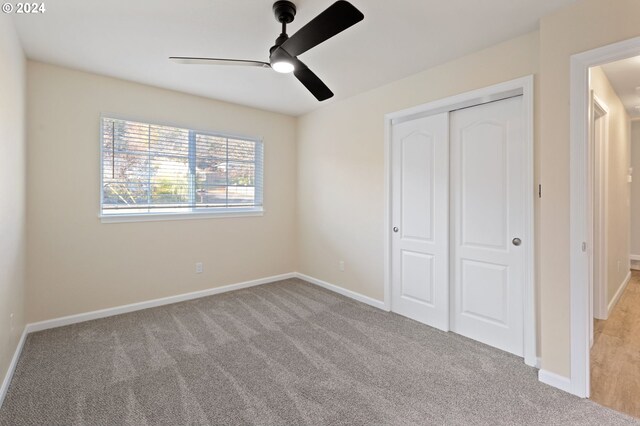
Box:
[591,270,640,418]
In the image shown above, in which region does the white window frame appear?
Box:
[99,114,264,223]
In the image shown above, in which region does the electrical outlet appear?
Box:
[10,313,14,333]
[339,260,345,271]
[195,262,203,274]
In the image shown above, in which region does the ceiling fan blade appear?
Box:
[292,59,333,101]
[169,57,271,68]
[280,1,364,57]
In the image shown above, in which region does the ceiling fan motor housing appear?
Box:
[273,1,296,24]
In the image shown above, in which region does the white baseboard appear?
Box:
[2,272,302,407]
[26,272,296,333]
[24,272,387,334]
[295,272,388,311]
[4,271,382,406]
[4,270,559,407]
[0,327,28,408]
[630,254,640,261]
[538,369,572,393]
[607,270,631,316]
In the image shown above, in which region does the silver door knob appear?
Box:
[512,238,521,246]
[393,227,399,233]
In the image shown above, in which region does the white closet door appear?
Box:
[450,96,525,356]
[391,112,449,331]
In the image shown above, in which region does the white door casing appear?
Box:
[391,112,450,331]
[449,96,525,357]
[590,93,609,324]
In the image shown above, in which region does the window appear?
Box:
[100,117,263,221]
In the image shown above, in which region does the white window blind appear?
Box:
[100,117,263,217]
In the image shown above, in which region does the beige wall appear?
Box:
[15,0,640,386]
[297,0,640,380]
[590,66,631,306]
[0,15,27,386]
[538,0,640,376]
[26,62,297,322]
[631,121,640,256]
[296,32,539,306]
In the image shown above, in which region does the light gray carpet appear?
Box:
[0,278,636,425]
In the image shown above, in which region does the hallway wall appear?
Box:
[630,121,640,257]
[590,66,631,309]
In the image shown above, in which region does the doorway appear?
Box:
[384,77,535,365]
[569,36,640,400]
[585,58,639,417]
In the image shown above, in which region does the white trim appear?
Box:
[23,272,389,335]
[99,112,264,144]
[383,117,393,311]
[1,272,384,405]
[100,208,264,223]
[26,273,295,333]
[3,271,388,404]
[99,113,264,224]
[0,327,28,408]
[630,254,640,261]
[386,88,523,124]
[607,271,631,316]
[383,75,536,367]
[521,76,536,368]
[591,94,609,321]
[295,273,388,311]
[570,35,640,398]
[538,369,572,393]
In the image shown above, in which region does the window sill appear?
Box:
[99,208,264,223]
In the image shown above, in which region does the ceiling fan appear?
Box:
[170,1,364,102]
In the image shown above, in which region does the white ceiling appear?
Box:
[13,0,576,116]
[601,55,640,119]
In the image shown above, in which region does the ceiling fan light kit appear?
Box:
[269,42,295,73]
[170,0,364,101]
[271,60,295,73]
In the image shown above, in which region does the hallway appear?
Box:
[591,270,640,418]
